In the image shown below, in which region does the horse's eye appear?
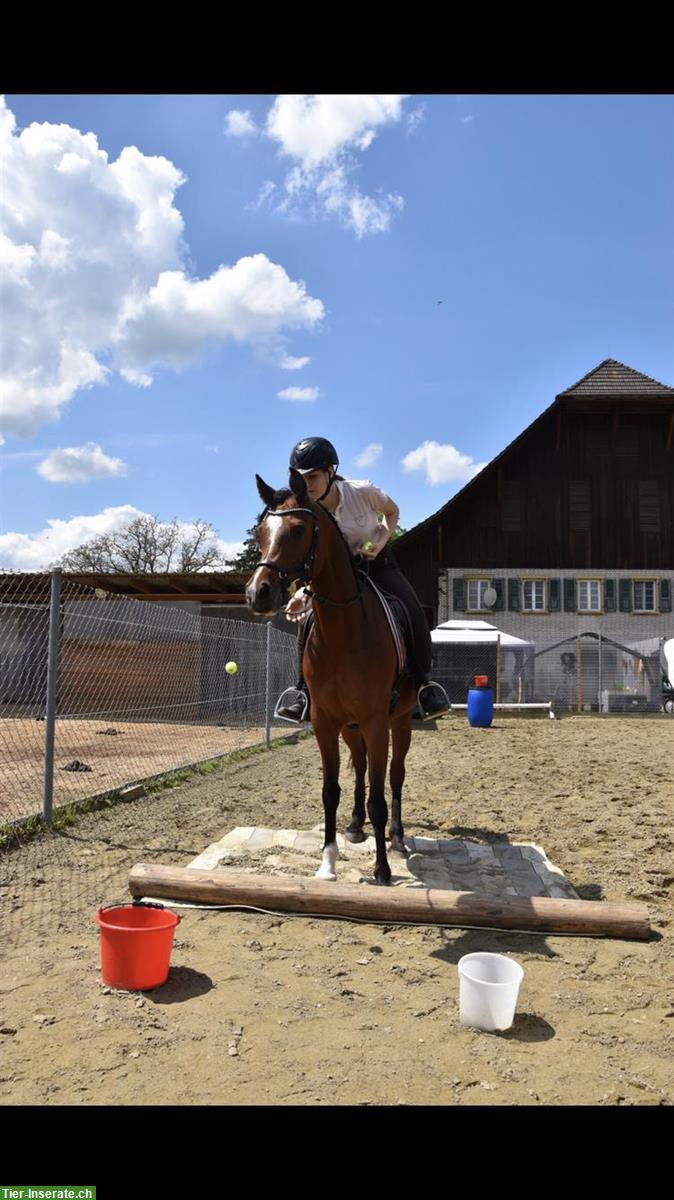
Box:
[291,525,305,539]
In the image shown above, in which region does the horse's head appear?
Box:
[245,469,319,615]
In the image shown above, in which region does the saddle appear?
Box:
[361,574,414,714]
[298,574,414,719]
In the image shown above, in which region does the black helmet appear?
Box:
[289,437,339,472]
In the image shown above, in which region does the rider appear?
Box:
[275,436,451,722]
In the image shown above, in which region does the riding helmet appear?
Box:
[289,437,339,473]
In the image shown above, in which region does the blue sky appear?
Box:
[1,93,673,569]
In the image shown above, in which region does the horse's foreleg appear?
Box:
[362,719,392,885]
[341,725,367,843]
[312,711,341,882]
[388,714,412,855]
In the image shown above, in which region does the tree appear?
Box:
[226,525,261,573]
[53,514,230,574]
[390,525,407,540]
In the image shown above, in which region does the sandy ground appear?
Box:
[0,717,288,823]
[0,714,672,1108]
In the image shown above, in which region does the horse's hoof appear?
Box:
[345,829,366,843]
[389,841,408,857]
[374,870,391,886]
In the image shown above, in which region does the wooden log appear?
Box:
[128,863,651,941]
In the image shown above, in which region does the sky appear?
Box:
[1,92,673,570]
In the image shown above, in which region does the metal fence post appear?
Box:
[265,620,272,747]
[598,633,603,712]
[43,568,62,823]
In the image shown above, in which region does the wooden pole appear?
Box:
[496,634,501,705]
[129,863,651,941]
[577,634,582,713]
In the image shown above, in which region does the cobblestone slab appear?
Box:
[187,826,579,899]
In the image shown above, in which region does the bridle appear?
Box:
[255,504,363,608]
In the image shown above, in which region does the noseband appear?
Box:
[255,505,362,607]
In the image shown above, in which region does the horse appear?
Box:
[245,467,417,886]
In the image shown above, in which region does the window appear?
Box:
[633,580,657,612]
[467,579,491,611]
[523,580,546,611]
[578,579,602,612]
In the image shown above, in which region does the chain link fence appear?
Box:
[0,572,299,828]
[432,625,674,716]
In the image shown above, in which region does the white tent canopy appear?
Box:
[431,619,533,648]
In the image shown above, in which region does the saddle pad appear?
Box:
[365,577,408,674]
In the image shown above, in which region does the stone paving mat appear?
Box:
[185,826,579,899]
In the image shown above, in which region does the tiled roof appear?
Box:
[559,358,674,397]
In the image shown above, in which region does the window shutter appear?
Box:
[500,482,521,532]
[549,578,561,612]
[604,579,616,612]
[563,578,577,612]
[619,579,632,612]
[492,578,505,611]
[638,481,660,532]
[453,578,465,611]
[569,481,590,532]
[507,578,521,610]
[660,579,671,613]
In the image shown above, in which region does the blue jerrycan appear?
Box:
[467,675,494,728]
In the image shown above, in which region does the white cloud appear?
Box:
[266,94,407,168]
[255,94,408,238]
[277,386,320,402]
[461,115,476,124]
[280,354,310,370]
[0,505,145,570]
[355,442,383,467]
[0,504,247,571]
[216,539,246,566]
[406,105,427,133]
[0,96,325,440]
[401,441,487,486]
[224,110,258,137]
[37,442,127,484]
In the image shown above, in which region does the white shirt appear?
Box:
[333,479,400,556]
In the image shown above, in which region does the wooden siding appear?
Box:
[395,406,674,613]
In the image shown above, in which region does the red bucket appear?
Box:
[96,903,181,991]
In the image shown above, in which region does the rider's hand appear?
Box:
[285,590,309,623]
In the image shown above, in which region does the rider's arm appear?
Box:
[359,484,400,555]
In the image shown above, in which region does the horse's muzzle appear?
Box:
[245,571,281,616]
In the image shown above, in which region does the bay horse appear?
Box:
[246,468,417,885]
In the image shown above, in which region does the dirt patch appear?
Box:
[0,717,289,822]
[1,715,672,1107]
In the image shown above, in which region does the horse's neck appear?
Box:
[309,513,362,628]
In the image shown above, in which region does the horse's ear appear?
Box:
[256,474,277,508]
[289,467,307,500]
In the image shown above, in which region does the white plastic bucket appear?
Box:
[458,952,524,1031]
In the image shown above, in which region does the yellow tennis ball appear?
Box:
[225,661,238,675]
[362,540,374,552]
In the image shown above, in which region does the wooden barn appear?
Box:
[394,358,674,650]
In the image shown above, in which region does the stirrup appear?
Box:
[416,681,451,720]
[274,687,310,724]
